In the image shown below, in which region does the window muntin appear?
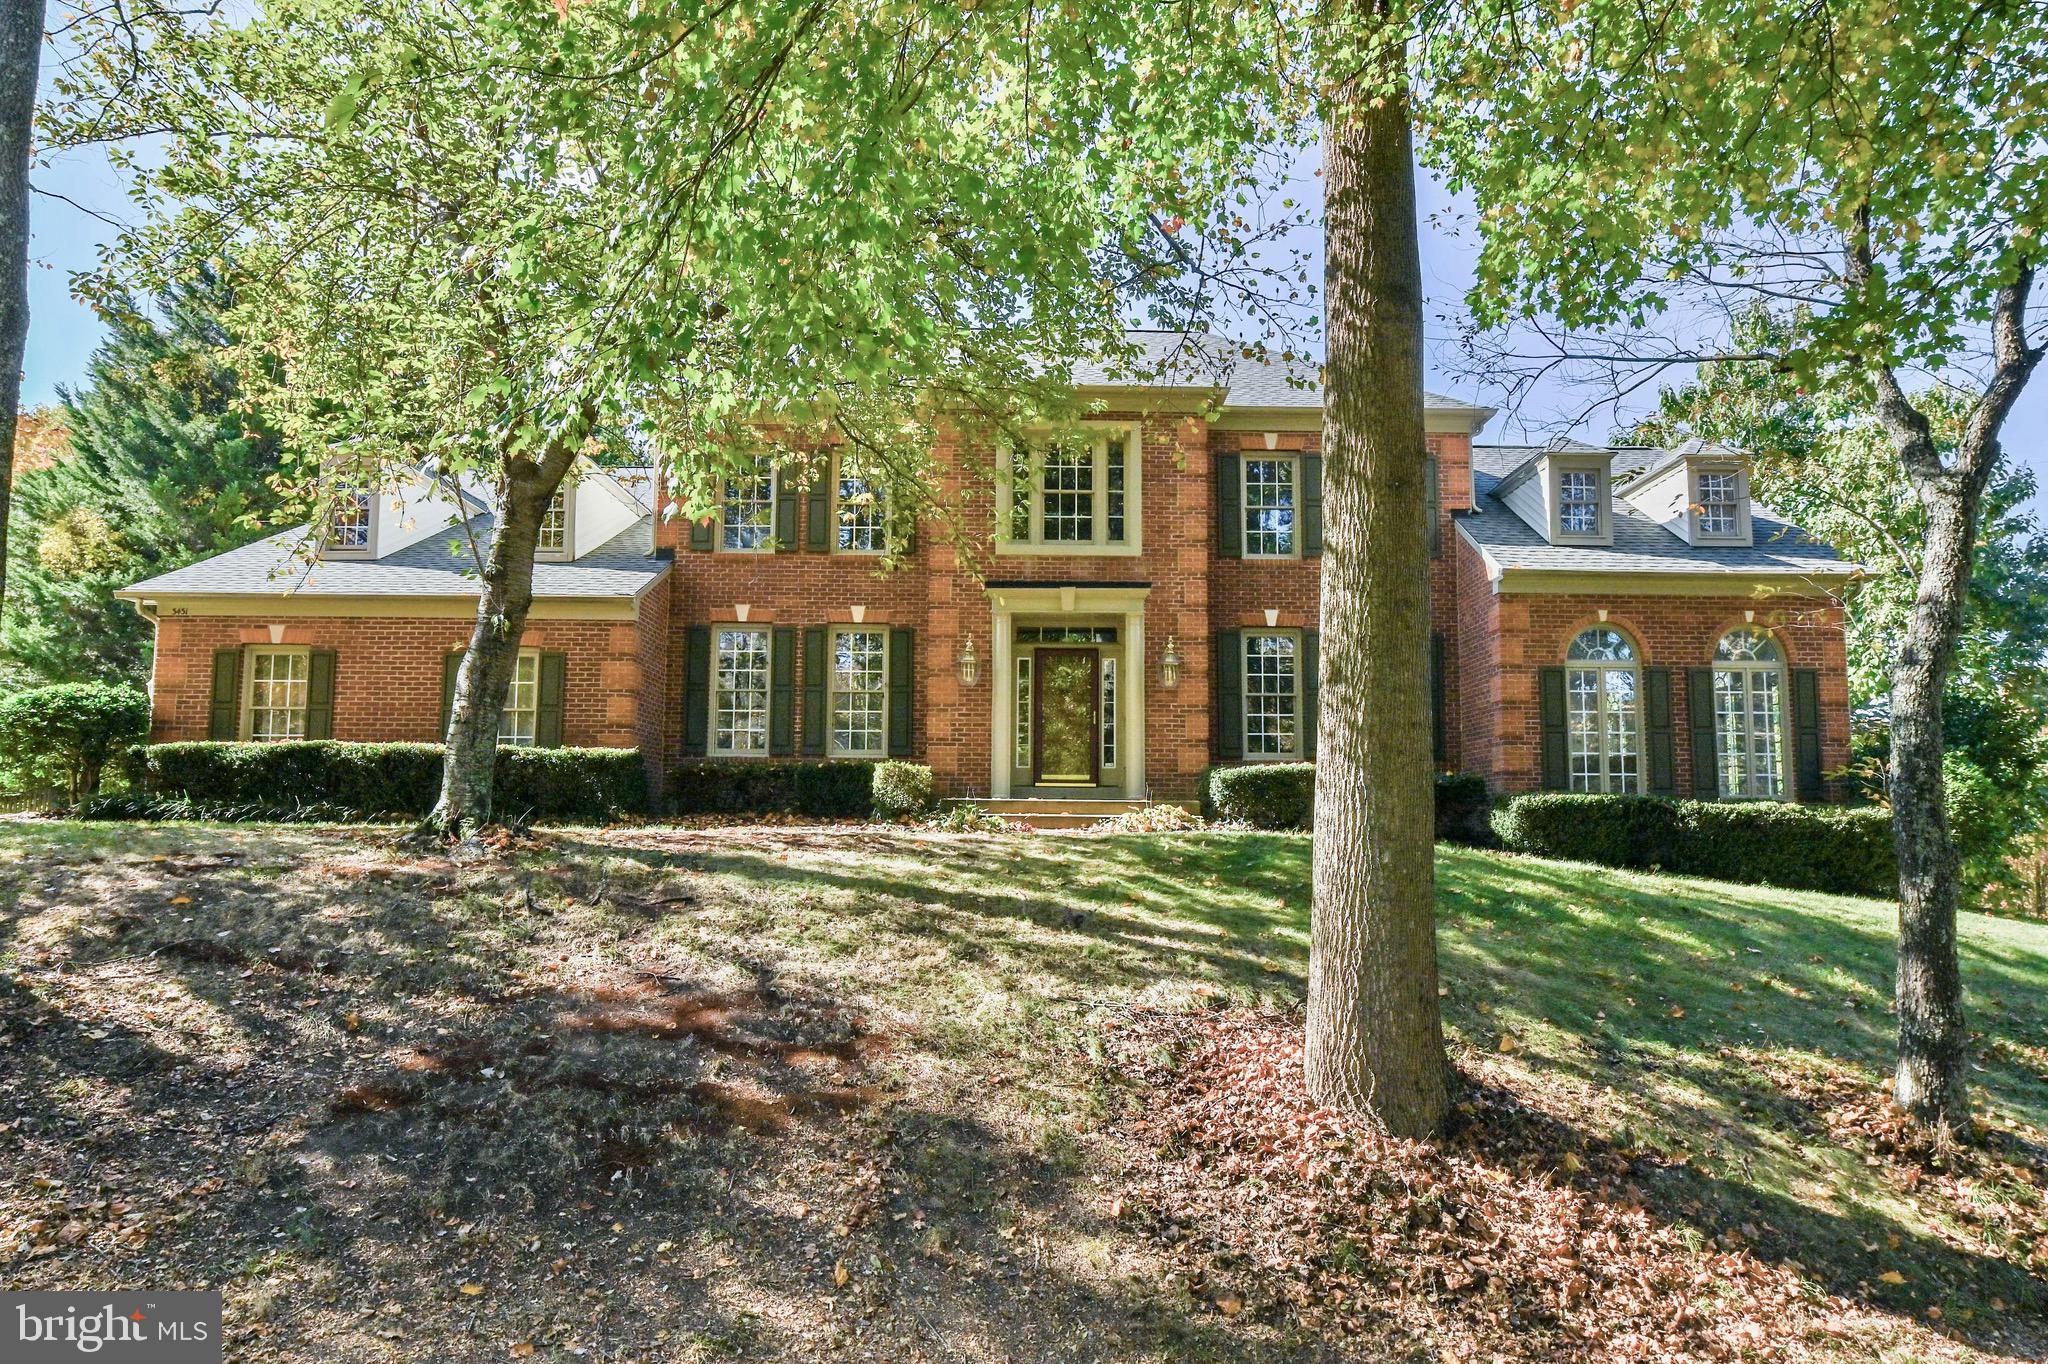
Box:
[1041,440,1095,542]
[1100,655,1117,770]
[999,431,1137,551]
[829,629,887,756]
[1564,627,1639,793]
[1696,470,1741,537]
[1244,633,1300,759]
[247,648,310,742]
[1713,627,1785,799]
[328,491,372,552]
[835,459,886,553]
[1244,457,1298,557]
[537,492,568,556]
[721,456,776,551]
[500,651,540,747]
[712,628,772,755]
[1558,469,1602,536]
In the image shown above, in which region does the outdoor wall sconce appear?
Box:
[958,633,980,687]
[1160,635,1183,690]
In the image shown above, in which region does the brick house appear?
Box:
[117,332,1860,809]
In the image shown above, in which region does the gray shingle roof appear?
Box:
[120,513,668,600]
[1079,330,1489,415]
[1462,466,1854,578]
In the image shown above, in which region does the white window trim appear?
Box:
[1241,629,1304,763]
[1241,453,1301,560]
[535,487,574,562]
[1712,645,1791,802]
[717,457,779,555]
[500,648,543,747]
[709,627,774,758]
[830,453,887,557]
[1548,457,1611,545]
[1688,463,1754,545]
[826,626,889,757]
[322,489,377,560]
[995,424,1142,557]
[1563,629,1642,794]
[241,645,312,742]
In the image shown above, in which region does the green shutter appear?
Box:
[1688,667,1720,798]
[1644,667,1676,795]
[208,648,242,740]
[1430,632,1447,765]
[441,650,463,736]
[1215,631,1243,760]
[806,471,831,552]
[773,471,798,553]
[688,512,714,552]
[1300,630,1319,761]
[1301,454,1324,557]
[887,629,914,757]
[1424,454,1441,558]
[1538,666,1569,790]
[770,626,796,754]
[1793,668,1824,801]
[802,627,829,756]
[536,652,567,749]
[1216,454,1242,558]
[305,649,337,740]
[682,627,711,756]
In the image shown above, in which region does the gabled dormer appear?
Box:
[1494,440,1617,547]
[1619,439,1755,548]
[320,465,467,561]
[536,462,644,561]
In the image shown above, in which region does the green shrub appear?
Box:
[669,759,875,818]
[871,761,935,819]
[1203,763,1497,844]
[128,741,646,822]
[1492,793,1896,897]
[0,682,152,801]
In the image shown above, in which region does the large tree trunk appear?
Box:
[1305,52,1450,1138]
[425,438,582,841]
[0,0,45,612]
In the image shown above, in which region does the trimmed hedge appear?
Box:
[871,761,936,819]
[127,741,647,823]
[669,759,876,818]
[1202,763,1497,845]
[1491,793,1895,898]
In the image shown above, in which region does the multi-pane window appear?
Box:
[721,456,775,551]
[1100,655,1117,769]
[1564,627,1639,793]
[329,491,372,552]
[1244,633,1300,758]
[1000,431,1136,550]
[1713,627,1785,798]
[1244,458,1297,557]
[1697,471,1741,537]
[537,492,568,556]
[1041,441,1094,542]
[1558,469,1602,536]
[1013,654,1032,770]
[836,461,886,553]
[1106,438,1127,542]
[829,629,887,756]
[501,651,540,747]
[247,649,309,741]
[713,629,771,755]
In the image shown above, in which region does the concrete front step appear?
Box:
[957,797,1147,828]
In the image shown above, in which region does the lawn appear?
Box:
[0,821,2042,1361]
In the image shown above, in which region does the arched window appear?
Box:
[1713,627,1786,799]
[1565,627,1641,793]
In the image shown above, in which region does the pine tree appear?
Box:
[3,269,283,686]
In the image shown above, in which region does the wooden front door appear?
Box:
[1032,649,1099,786]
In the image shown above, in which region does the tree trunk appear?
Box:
[0,0,45,612]
[1305,55,1450,1138]
[424,438,583,841]
[1888,486,1976,1130]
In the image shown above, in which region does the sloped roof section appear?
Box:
[1079,330,1490,416]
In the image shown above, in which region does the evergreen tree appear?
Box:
[3,269,283,685]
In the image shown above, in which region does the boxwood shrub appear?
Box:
[126,741,647,823]
[668,759,876,818]
[870,761,936,819]
[1492,793,1895,898]
[1202,763,1497,845]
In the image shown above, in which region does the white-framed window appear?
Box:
[721,455,776,552]
[327,491,372,553]
[1688,464,1752,543]
[712,628,772,755]
[1565,627,1640,793]
[1244,632,1300,759]
[536,490,569,558]
[1013,654,1032,770]
[1713,627,1786,799]
[1244,456,1298,557]
[245,647,310,741]
[1558,469,1602,536]
[835,457,886,554]
[501,650,540,747]
[1100,654,1117,769]
[998,428,1139,553]
[828,628,887,756]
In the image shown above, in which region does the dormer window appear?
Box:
[1696,470,1741,537]
[327,490,373,554]
[537,489,570,559]
[1558,469,1602,536]
[1546,455,1612,544]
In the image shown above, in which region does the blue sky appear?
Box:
[20,135,2047,522]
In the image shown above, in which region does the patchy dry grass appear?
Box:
[0,820,2043,1362]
